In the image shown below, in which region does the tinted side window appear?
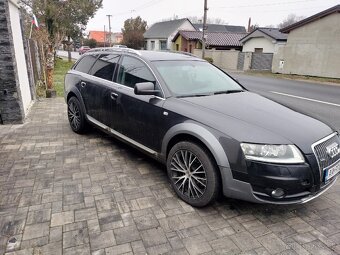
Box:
[117,56,155,88]
[90,54,120,81]
[74,55,97,73]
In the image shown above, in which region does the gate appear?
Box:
[251,53,273,70]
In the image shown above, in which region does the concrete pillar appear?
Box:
[243,52,252,71]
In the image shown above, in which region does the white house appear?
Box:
[240,28,287,54]
[143,18,196,51]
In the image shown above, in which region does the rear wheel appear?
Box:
[67,96,87,133]
[167,141,220,207]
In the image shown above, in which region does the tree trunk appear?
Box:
[46,44,54,90]
[67,35,72,62]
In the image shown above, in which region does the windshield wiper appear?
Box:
[213,90,244,95]
[176,93,212,98]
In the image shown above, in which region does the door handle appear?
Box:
[111,92,118,100]
[80,81,86,87]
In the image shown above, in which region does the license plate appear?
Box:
[325,160,340,182]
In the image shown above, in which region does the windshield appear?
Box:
[154,60,243,96]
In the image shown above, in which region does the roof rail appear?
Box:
[86,47,141,56]
[162,50,198,58]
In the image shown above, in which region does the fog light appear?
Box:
[271,188,285,199]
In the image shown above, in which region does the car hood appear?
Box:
[167,92,333,153]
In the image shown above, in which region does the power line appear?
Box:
[112,0,167,17]
[216,0,319,9]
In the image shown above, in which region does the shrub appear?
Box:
[203,57,213,64]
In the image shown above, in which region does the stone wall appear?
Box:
[0,0,30,124]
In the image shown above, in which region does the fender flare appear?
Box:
[161,122,230,168]
[67,87,87,119]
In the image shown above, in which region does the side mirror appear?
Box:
[134,82,160,96]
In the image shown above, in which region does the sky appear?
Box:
[86,0,340,33]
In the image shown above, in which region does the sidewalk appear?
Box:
[0,98,340,254]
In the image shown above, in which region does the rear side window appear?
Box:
[116,56,155,88]
[90,54,120,81]
[74,55,97,73]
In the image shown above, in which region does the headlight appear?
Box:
[240,143,305,164]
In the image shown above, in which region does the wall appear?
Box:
[280,13,340,78]
[145,39,160,50]
[8,0,31,114]
[173,35,196,53]
[0,0,32,124]
[193,49,240,70]
[242,37,275,53]
[271,45,285,73]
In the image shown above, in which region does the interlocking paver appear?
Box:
[51,211,74,227]
[22,222,49,240]
[1,98,340,254]
[114,225,141,244]
[63,228,89,249]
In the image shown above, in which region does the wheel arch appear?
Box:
[162,122,230,168]
[66,87,87,118]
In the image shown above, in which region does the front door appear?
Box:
[114,55,165,152]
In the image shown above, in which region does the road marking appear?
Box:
[270,91,340,108]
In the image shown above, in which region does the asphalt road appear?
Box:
[56,50,80,60]
[230,73,340,132]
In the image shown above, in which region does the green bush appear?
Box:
[203,57,213,64]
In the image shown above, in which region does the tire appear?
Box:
[167,141,220,207]
[67,96,87,134]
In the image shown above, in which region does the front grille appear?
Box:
[312,133,340,182]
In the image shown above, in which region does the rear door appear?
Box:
[114,55,165,152]
[87,54,121,126]
[72,54,97,113]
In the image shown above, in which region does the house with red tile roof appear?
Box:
[88,31,123,46]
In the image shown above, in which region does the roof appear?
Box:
[88,31,109,43]
[85,47,200,61]
[280,5,340,33]
[173,31,247,47]
[143,18,192,39]
[139,51,200,61]
[193,24,246,33]
[240,27,287,43]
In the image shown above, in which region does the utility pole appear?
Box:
[202,0,208,59]
[104,25,106,47]
[106,14,112,47]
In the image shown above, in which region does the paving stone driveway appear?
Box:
[1,98,340,255]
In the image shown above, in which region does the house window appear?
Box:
[254,48,263,53]
[160,40,167,50]
[189,44,192,53]
[176,44,179,51]
[151,41,155,50]
[144,41,147,50]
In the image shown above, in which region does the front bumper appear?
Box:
[221,154,338,204]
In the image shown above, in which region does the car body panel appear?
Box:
[177,92,333,154]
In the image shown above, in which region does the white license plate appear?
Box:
[325,160,340,181]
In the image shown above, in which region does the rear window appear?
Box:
[90,54,120,81]
[73,55,97,73]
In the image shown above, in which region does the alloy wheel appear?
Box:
[170,149,207,199]
[68,101,81,130]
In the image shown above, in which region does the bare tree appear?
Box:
[278,14,305,29]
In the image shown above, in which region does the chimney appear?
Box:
[247,17,251,32]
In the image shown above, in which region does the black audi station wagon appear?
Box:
[64,48,340,207]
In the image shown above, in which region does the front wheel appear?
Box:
[167,141,220,207]
[67,97,87,134]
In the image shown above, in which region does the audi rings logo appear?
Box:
[326,142,340,159]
